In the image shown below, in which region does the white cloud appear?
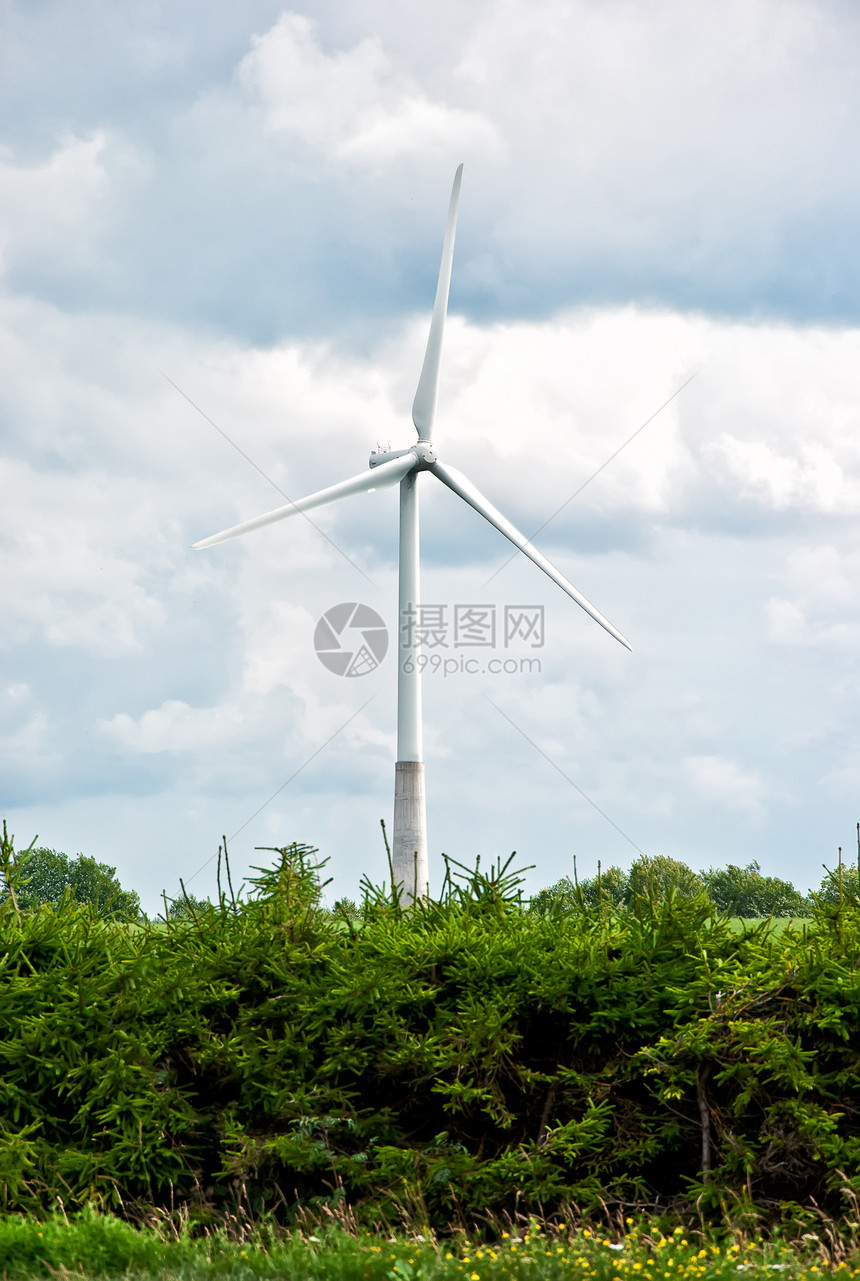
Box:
[101,699,252,754]
[4,0,860,346]
[0,133,145,283]
[682,754,766,821]
[5,0,860,906]
[819,751,860,801]
[709,438,852,512]
[0,460,168,655]
[765,545,860,648]
[0,135,109,258]
[0,683,57,770]
[238,12,502,167]
[469,0,860,215]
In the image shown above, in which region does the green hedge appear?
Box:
[0,832,859,1229]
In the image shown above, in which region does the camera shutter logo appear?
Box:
[314,603,388,677]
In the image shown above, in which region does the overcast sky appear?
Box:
[3,0,860,911]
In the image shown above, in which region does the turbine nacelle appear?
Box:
[368,441,437,471]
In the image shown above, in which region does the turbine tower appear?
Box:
[192,165,631,899]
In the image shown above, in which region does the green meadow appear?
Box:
[0,1211,859,1281]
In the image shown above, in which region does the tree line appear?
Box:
[532,852,859,918]
[2,840,856,920]
[0,843,141,917]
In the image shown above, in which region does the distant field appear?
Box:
[724,915,809,933]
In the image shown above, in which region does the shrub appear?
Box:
[0,823,859,1230]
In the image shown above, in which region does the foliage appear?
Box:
[816,865,860,905]
[167,892,212,921]
[702,861,813,918]
[331,896,361,920]
[530,876,581,915]
[2,821,860,1233]
[0,832,141,919]
[534,856,705,915]
[581,863,629,907]
[626,853,706,902]
[535,858,814,920]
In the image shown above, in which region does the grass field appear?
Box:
[2,1213,859,1281]
[723,916,808,933]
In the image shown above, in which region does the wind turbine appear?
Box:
[192,165,631,899]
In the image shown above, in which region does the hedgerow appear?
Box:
[0,823,859,1232]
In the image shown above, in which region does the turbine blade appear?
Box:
[431,461,632,651]
[192,453,416,550]
[411,163,463,440]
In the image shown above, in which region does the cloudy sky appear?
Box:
[3,0,860,911]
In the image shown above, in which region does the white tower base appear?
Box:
[392,761,428,901]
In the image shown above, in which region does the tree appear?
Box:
[532,865,639,913]
[533,859,704,914]
[5,846,142,918]
[626,854,705,902]
[331,896,360,920]
[815,863,860,905]
[530,867,629,914]
[701,861,811,917]
[577,865,630,909]
[530,876,579,914]
[166,892,211,920]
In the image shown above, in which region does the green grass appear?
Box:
[1,1213,858,1281]
[723,916,809,933]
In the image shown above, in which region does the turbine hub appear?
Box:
[412,441,437,469]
